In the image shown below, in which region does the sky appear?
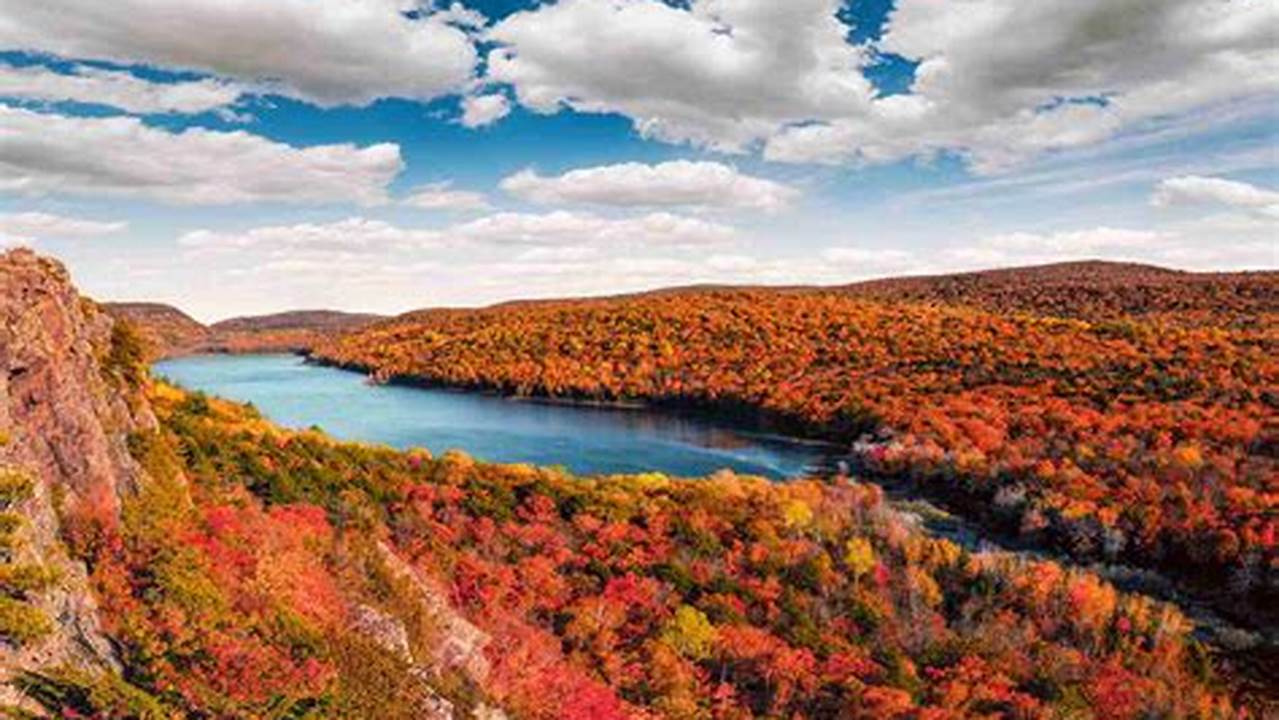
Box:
[0,0,1275,322]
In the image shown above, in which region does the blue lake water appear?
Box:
[153,354,830,479]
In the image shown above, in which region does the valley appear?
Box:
[0,249,1272,716]
[3,2,1272,716]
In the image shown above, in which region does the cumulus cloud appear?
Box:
[452,210,738,247]
[178,217,444,254]
[0,211,126,241]
[459,93,511,128]
[1152,175,1279,214]
[940,227,1162,267]
[486,0,874,151]
[178,210,737,261]
[936,224,1276,271]
[402,182,491,212]
[980,227,1161,254]
[820,222,1274,277]
[773,0,1279,171]
[485,0,1278,172]
[0,105,402,205]
[821,247,918,273]
[500,160,800,212]
[0,63,244,115]
[0,0,477,107]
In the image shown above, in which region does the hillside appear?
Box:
[840,261,1278,328]
[209,310,385,333]
[0,253,1260,716]
[312,266,1279,642]
[203,310,385,355]
[387,261,1277,330]
[0,251,154,706]
[105,304,385,358]
[104,302,209,357]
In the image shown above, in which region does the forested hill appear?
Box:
[838,261,1277,326]
[312,263,1278,648]
[0,248,1259,716]
[103,302,208,357]
[105,303,385,358]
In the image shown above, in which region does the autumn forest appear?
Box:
[3,256,1272,718]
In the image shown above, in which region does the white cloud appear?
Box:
[402,182,490,212]
[940,227,1162,268]
[822,247,918,273]
[178,217,443,254]
[0,0,477,107]
[500,160,800,212]
[486,0,874,151]
[0,211,126,241]
[516,245,601,262]
[939,223,1276,271]
[771,0,1279,171]
[981,227,1161,254]
[459,93,511,128]
[485,0,1278,172]
[1152,175,1279,214]
[177,210,736,262]
[0,63,244,115]
[0,105,402,205]
[452,210,738,247]
[819,219,1276,278]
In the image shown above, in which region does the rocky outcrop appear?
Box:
[0,250,154,704]
[353,547,504,720]
[375,542,492,686]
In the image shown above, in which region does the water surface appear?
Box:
[154,354,829,479]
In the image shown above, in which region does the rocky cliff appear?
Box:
[0,249,153,705]
[0,250,510,717]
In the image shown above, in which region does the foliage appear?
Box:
[0,595,52,645]
[11,667,175,719]
[0,468,34,509]
[0,467,53,647]
[312,283,1278,605]
[101,317,149,389]
[87,385,1243,719]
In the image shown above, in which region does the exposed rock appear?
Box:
[0,249,155,705]
[376,541,492,686]
[351,604,413,663]
[472,703,510,720]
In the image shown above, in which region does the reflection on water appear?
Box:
[154,354,831,480]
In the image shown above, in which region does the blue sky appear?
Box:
[0,0,1274,321]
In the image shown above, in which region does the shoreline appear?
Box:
[158,350,1279,708]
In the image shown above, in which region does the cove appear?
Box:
[154,353,832,480]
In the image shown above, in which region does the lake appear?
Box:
[153,354,831,479]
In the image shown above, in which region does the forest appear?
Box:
[21,381,1246,718]
[311,271,1278,627]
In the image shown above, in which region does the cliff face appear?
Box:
[0,249,153,700]
[0,249,509,716]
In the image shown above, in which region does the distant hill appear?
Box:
[388,260,1278,329]
[104,302,208,357]
[208,310,386,334]
[203,310,385,354]
[838,260,1277,326]
[104,304,386,358]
